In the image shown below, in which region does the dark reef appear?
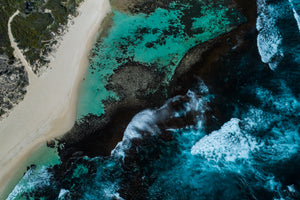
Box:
[13,0,300,199]
[58,0,257,163]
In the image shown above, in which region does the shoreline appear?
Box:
[0,0,111,197]
[58,0,254,162]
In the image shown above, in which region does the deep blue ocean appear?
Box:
[7,0,300,199]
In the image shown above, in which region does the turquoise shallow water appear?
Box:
[7,0,300,199]
[76,0,245,119]
[6,144,60,200]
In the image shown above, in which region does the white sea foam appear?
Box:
[83,186,122,200]
[185,90,206,113]
[287,184,297,193]
[58,189,70,199]
[288,0,300,32]
[256,0,284,70]
[255,82,300,115]
[242,108,275,132]
[196,79,209,94]
[111,109,158,158]
[7,167,52,200]
[191,118,260,162]
[266,127,300,162]
[244,84,300,163]
[123,109,158,139]
[112,82,211,159]
[264,176,284,194]
[108,76,299,198]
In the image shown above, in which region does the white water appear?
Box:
[191,118,260,162]
[111,109,158,159]
[256,0,284,70]
[150,79,299,199]
[6,0,300,198]
[7,167,52,200]
[112,81,211,160]
[288,0,300,32]
[257,0,300,70]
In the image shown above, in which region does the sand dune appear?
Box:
[0,0,111,196]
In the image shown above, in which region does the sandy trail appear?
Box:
[0,0,111,197]
[8,10,36,83]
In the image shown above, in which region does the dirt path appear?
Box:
[1,1,111,198]
[8,10,36,83]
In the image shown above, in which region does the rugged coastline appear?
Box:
[0,0,111,198]
[7,0,300,199]
[14,0,263,198]
[58,0,257,161]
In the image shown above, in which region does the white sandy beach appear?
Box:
[0,0,111,197]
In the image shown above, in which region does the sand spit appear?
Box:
[0,0,111,197]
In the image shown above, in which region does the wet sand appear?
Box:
[0,0,111,198]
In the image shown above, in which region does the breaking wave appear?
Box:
[142,81,299,200]
[8,66,300,200]
[257,0,300,70]
[7,167,54,200]
[7,0,300,199]
[256,0,284,70]
[288,0,300,32]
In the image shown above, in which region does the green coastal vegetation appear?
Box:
[0,0,82,73]
[0,0,83,118]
